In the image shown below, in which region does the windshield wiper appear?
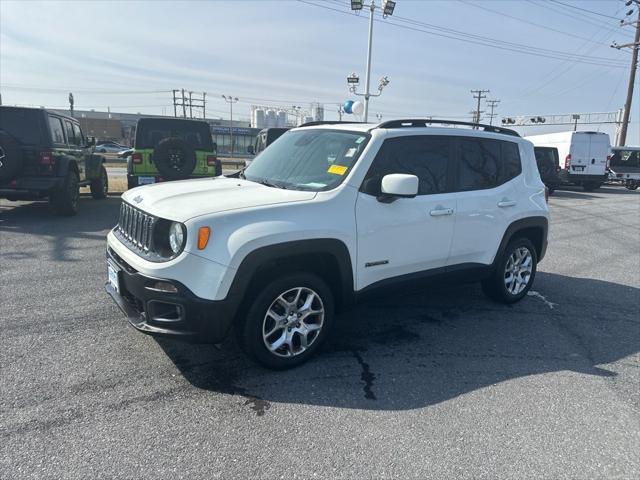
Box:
[257,178,287,189]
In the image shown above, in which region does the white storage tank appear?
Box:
[255,109,265,129]
[277,111,287,128]
[266,109,276,128]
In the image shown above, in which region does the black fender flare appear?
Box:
[56,156,79,178]
[227,239,355,310]
[494,216,549,266]
[86,154,105,180]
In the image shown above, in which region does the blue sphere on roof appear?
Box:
[343,100,354,114]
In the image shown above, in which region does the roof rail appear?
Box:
[375,119,520,137]
[298,120,364,127]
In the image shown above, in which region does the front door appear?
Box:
[355,135,456,291]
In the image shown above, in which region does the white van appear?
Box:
[525,131,610,191]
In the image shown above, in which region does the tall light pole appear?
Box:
[349,0,396,122]
[222,95,239,157]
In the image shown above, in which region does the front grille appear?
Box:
[117,202,157,252]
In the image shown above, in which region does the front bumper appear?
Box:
[105,247,240,343]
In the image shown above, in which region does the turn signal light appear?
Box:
[198,226,211,250]
[132,152,143,164]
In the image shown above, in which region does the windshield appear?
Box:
[135,119,213,150]
[244,129,369,191]
[610,149,640,168]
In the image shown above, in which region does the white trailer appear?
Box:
[525,131,611,191]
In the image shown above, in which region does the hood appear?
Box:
[121,177,317,222]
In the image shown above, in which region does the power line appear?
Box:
[304,0,627,67]
[548,0,622,21]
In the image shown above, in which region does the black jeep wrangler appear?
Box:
[0,106,108,216]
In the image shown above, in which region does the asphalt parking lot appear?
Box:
[1,186,638,479]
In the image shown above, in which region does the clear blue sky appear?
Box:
[1,0,637,143]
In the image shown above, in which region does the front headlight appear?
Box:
[168,222,185,254]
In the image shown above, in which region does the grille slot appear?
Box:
[117,202,156,252]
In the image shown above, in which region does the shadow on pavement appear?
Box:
[0,196,121,261]
[551,185,639,200]
[157,272,639,413]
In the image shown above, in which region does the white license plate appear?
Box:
[138,176,156,185]
[108,262,120,293]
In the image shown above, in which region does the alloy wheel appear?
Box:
[504,246,533,295]
[262,287,325,358]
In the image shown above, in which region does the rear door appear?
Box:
[568,133,590,176]
[586,134,609,176]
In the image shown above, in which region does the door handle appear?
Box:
[498,200,517,208]
[430,208,454,216]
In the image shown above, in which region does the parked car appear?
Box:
[525,131,610,191]
[127,117,221,189]
[95,141,128,153]
[245,127,290,167]
[0,106,108,215]
[106,119,548,369]
[533,146,561,194]
[608,146,640,190]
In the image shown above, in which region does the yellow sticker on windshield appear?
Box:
[328,165,348,175]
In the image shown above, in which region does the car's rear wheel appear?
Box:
[239,273,334,369]
[625,180,638,191]
[90,166,108,199]
[482,238,537,303]
[50,169,79,216]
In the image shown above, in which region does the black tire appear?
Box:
[482,237,538,304]
[127,175,138,190]
[582,181,601,192]
[548,187,555,195]
[625,181,638,191]
[238,273,334,369]
[153,137,196,180]
[0,131,23,181]
[50,170,80,216]
[90,166,108,199]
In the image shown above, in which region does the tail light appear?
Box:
[564,154,571,169]
[132,152,143,164]
[40,151,54,165]
[206,155,217,166]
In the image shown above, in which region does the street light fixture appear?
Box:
[346,0,397,122]
[222,95,239,158]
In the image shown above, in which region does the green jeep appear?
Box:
[127,117,220,189]
[0,106,108,216]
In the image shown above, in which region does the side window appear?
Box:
[501,141,522,183]
[457,138,501,191]
[362,136,451,196]
[64,121,76,146]
[72,123,85,146]
[48,116,65,145]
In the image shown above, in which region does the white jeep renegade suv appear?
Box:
[106,119,549,369]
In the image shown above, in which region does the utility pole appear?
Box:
[68,92,74,118]
[202,92,207,119]
[611,1,640,146]
[222,95,239,157]
[181,89,187,118]
[172,90,178,117]
[486,99,500,125]
[471,89,490,125]
[188,91,193,118]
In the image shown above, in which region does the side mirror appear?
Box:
[87,136,96,147]
[379,174,418,202]
[247,145,255,155]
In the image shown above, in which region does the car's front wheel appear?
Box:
[90,166,108,199]
[239,273,334,369]
[482,238,538,303]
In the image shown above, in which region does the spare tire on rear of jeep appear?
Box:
[0,131,23,181]
[153,137,196,180]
